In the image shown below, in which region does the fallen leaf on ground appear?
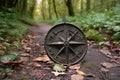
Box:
[23,45,31,50]
[50,79,55,80]
[113,56,120,59]
[101,62,120,68]
[53,64,66,72]
[21,39,28,45]
[0,44,2,47]
[32,62,41,67]
[99,49,111,55]
[0,50,5,55]
[113,47,120,52]
[85,73,95,77]
[33,55,50,62]
[111,59,120,64]
[19,57,29,62]
[69,64,81,70]
[101,68,109,72]
[23,45,31,53]
[1,60,10,64]
[12,59,24,64]
[52,71,66,76]
[27,35,32,38]
[71,74,84,80]
[99,49,112,58]
[19,53,31,57]
[76,70,86,76]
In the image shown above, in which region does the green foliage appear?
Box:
[12,41,21,48]
[86,29,104,42]
[112,26,120,32]
[8,51,19,56]
[112,4,120,16]
[2,42,11,51]
[51,4,120,43]
[0,55,16,61]
[99,41,110,46]
[2,68,13,73]
[111,32,120,40]
[80,12,107,29]
[0,9,31,74]
[0,68,13,80]
[0,51,19,61]
[0,11,29,42]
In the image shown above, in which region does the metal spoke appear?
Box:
[69,41,85,45]
[68,46,80,57]
[59,36,65,41]
[54,46,65,58]
[65,46,69,64]
[47,42,64,45]
[68,31,78,41]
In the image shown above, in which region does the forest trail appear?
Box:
[11,23,120,80]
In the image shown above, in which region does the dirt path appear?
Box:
[11,23,120,80]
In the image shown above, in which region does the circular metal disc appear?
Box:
[44,23,87,65]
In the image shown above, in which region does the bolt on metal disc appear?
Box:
[44,23,87,65]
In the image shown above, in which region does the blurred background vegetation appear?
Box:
[0,0,120,43]
[0,0,120,77]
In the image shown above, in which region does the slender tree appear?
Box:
[53,0,58,18]
[86,0,90,11]
[41,0,45,19]
[16,0,27,14]
[48,0,52,19]
[80,0,84,13]
[21,0,27,14]
[64,0,75,16]
[26,0,36,18]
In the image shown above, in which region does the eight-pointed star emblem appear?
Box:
[44,23,87,65]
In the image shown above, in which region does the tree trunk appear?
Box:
[0,0,18,10]
[80,0,84,13]
[116,0,120,3]
[41,0,45,20]
[7,0,18,7]
[0,0,5,10]
[86,0,90,11]
[65,0,75,16]
[17,0,27,14]
[27,0,36,18]
[111,0,116,6]
[52,0,58,18]
[48,0,52,19]
[21,0,27,14]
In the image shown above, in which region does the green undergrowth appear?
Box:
[0,9,36,78]
[0,12,29,41]
[48,4,120,44]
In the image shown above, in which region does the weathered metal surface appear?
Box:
[44,23,87,65]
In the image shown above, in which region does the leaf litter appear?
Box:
[33,55,51,62]
[6,23,120,80]
[101,62,120,68]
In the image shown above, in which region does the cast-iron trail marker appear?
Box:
[44,17,87,65]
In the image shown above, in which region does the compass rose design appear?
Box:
[44,23,87,65]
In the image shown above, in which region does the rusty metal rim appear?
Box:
[44,22,87,65]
